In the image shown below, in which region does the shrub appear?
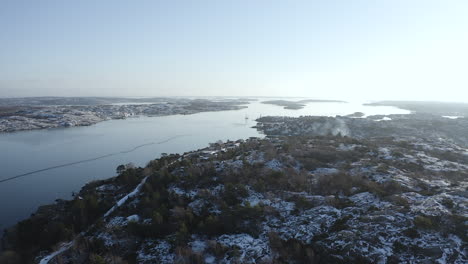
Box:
[441,198,454,209]
[206,240,228,258]
[268,237,316,263]
[89,254,106,264]
[376,164,390,173]
[174,246,204,264]
[268,232,283,250]
[199,205,264,237]
[329,215,352,232]
[0,251,21,264]
[389,195,410,208]
[222,183,248,206]
[288,196,315,210]
[299,158,323,171]
[444,215,468,241]
[288,171,309,191]
[315,173,361,196]
[175,223,190,245]
[414,216,435,229]
[403,227,420,239]
[392,241,406,253]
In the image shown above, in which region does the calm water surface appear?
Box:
[0,100,409,230]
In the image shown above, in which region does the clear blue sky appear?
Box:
[1,0,467,101]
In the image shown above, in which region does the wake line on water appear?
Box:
[0,134,190,184]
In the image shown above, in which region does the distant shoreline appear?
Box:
[262,99,347,110]
[0,98,249,133]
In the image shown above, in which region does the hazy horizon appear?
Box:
[1,95,468,105]
[1,0,467,102]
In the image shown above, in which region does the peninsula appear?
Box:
[0,97,249,133]
[262,99,346,110]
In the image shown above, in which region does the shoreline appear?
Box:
[0,99,249,133]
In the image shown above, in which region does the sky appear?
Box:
[1,0,467,101]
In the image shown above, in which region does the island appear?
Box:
[262,99,347,110]
[0,97,250,133]
[365,100,468,117]
[2,111,467,264]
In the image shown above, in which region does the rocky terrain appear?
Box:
[1,112,467,264]
[0,97,249,133]
[255,113,468,147]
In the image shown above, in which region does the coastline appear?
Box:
[0,98,249,133]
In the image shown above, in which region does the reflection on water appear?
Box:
[0,99,409,230]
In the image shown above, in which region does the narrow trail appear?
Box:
[39,158,180,264]
[0,134,189,184]
[40,176,150,264]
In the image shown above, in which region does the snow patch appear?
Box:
[137,239,174,264]
[217,233,271,263]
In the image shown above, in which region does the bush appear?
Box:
[403,227,420,239]
[329,215,352,232]
[71,193,109,231]
[315,173,361,196]
[198,205,264,237]
[441,198,454,209]
[0,251,21,264]
[392,241,406,253]
[299,158,323,171]
[222,183,248,206]
[206,240,228,258]
[443,215,468,241]
[414,216,435,229]
[89,254,106,264]
[288,196,315,210]
[268,236,316,263]
[175,223,190,245]
[389,195,410,208]
[174,247,204,264]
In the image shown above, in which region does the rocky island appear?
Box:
[262,99,346,110]
[1,109,467,263]
[0,97,249,133]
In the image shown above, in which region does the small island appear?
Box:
[262,99,347,110]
